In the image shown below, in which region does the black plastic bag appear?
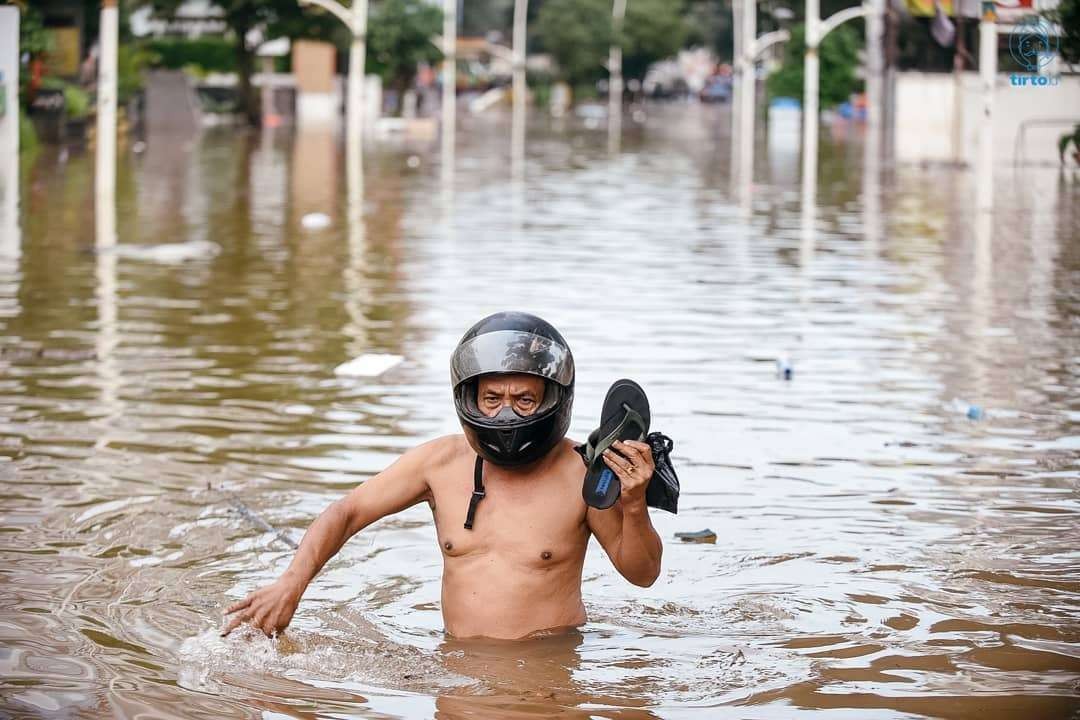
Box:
[575,431,680,514]
[644,432,679,514]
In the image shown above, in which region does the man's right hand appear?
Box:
[217,439,437,638]
[221,575,304,637]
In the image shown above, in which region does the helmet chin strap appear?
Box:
[463,455,486,530]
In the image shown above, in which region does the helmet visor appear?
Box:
[451,330,574,388]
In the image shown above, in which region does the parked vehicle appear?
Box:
[699,76,731,104]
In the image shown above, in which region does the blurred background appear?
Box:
[0,0,1078,718]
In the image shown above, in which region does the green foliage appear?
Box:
[118,44,156,103]
[40,77,91,120]
[682,0,733,61]
[528,67,554,107]
[622,0,687,80]
[366,0,444,92]
[766,23,863,110]
[145,37,237,74]
[19,107,38,155]
[62,82,90,120]
[138,0,344,50]
[461,0,515,37]
[535,0,687,90]
[137,0,345,123]
[1059,124,1080,164]
[535,0,612,89]
[1043,0,1080,65]
[18,5,53,57]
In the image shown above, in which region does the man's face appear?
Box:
[477,374,546,417]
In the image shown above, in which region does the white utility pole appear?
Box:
[976,7,996,212]
[737,0,756,188]
[0,6,18,261]
[801,0,821,202]
[950,8,967,164]
[733,2,789,194]
[512,0,528,110]
[96,0,119,216]
[865,0,884,154]
[94,3,120,430]
[511,0,528,183]
[608,0,627,152]
[298,0,368,171]
[730,0,742,186]
[441,0,456,183]
[348,0,368,147]
[802,0,881,200]
[863,0,884,259]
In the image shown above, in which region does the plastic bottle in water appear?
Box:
[949,398,984,420]
[775,357,793,381]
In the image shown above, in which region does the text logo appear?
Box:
[596,468,613,495]
[1009,16,1059,72]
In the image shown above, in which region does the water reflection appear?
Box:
[1,133,17,264]
[94,155,120,442]
[1,104,1078,718]
[0,144,19,336]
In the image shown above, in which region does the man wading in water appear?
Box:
[223,312,664,640]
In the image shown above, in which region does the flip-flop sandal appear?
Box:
[582,379,651,509]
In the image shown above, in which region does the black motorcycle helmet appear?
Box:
[450,312,575,467]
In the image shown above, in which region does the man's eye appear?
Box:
[519,398,534,405]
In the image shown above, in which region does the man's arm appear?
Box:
[222,437,442,636]
[585,440,663,587]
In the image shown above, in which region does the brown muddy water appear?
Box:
[1,105,1078,719]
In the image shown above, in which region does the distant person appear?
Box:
[79,43,99,90]
[223,311,673,640]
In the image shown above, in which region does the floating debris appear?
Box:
[675,529,717,544]
[300,212,332,230]
[227,495,299,550]
[948,398,986,421]
[114,240,221,264]
[334,353,404,378]
[775,357,793,380]
[0,346,98,363]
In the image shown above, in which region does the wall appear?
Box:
[293,40,338,126]
[895,71,1080,165]
[1,6,18,262]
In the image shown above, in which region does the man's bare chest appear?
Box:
[428,460,589,568]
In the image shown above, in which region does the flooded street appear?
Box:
[1,104,1078,718]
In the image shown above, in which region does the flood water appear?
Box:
[1,104,1078,719]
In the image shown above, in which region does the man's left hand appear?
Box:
[602,439,655,508]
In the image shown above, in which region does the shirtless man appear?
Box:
[222,312,663,640]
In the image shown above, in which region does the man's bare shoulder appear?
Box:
[549,437,588,487]
[407,434,472,469]
[557,437,586,465]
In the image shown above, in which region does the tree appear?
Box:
[460,0,515,38]
[139,0,341,125]
[766,22,862,109]
[366,0,443,113]
[622,0,687,80]
[682,0,734,62]
[535,0,686,91]
[1043,0,1080,66]
[18,5,52,99]
[535,0,612,90]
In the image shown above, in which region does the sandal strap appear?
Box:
[584,403,648,465]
